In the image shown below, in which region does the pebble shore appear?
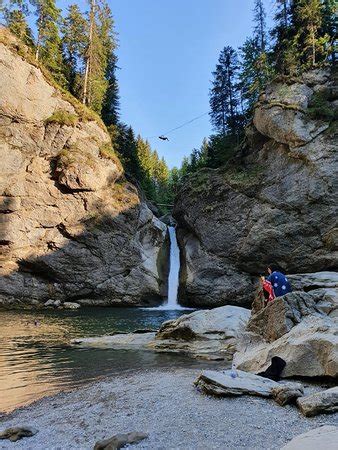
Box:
[1,368,336,450]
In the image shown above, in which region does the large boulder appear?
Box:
[0,30,168,307]
[150,305,250,359]
[253,76,329,147]
[73,306,251,360]
[235,316,338,378]
[174,69,337,307]
[235,288,338,379]
[297,387,338,417]
[247,289,336,342]
[281,426,338,450]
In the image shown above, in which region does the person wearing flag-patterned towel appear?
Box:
[266,263,292,298]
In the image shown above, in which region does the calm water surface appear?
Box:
[0,307,221,413]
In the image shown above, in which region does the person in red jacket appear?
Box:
[261,276,275,303]
[260,263,292,306]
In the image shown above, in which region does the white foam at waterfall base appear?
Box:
[145,226,193,311]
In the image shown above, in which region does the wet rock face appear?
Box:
[0,34,168,307]
[174,69,337,307]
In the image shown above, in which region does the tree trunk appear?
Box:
[311,26,316,66]
[282,0,288,27]
[83,0,95,105]
[227,67,234,133]
[35,13,43,61]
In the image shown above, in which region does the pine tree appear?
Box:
[4,0,35,47]
[99,1,120,126]
[62,4,87,96]
[114,124,142,181]
[321,0,337,63]
[83,0,95,106]
[167,167,181,204]
[180,156,190,178]
[209,46,241,136]
[82,0,116,114]
[293,0,329,68]
[198,138,209,168]
[136,136,156,199]
[239,37,261,112]
[271,0,298,74]
[32,0,66,86]
[253,0,266,52]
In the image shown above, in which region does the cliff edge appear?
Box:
[0,29,168,308]
[174,69,338,307]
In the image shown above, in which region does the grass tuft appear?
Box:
[45,110,78,126]
[99,143,123,171]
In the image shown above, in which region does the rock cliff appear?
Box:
[0,30,168,308]
[174,69,337,307]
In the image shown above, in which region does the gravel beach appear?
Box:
[0,368,337,450]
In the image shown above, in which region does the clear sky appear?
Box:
[57,0,274,168]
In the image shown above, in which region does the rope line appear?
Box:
[146,111,209,139]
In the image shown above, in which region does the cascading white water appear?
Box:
[146,225,191,310]
[166,226,180,309]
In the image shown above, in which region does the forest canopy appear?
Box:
[2,0,337,214]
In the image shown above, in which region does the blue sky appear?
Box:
[59,1,274,167]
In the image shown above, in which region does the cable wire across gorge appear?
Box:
[147,112,209,141]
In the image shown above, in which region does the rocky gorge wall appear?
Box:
[0,30,168,308]
[174,69,338,307]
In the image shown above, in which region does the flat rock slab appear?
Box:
[72,333,156,349]
[297,386,338,417]
[281,425,338,450]
[195,370,278,397]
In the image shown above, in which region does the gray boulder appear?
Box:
[235,316,338,378]
[281,426,338,450]
[0,426,38,442]
[44,299,56,307]
[194,369,279,397]
[297,387,338,417]
[247,289,336,343]
[94,432,148,450]
[150,305,250,359]
[73,306,250,361]
[271,382,304,406]
[288,271,338,291]
[63,302,81,310]
[235,288,338,379]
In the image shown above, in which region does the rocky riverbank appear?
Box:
[72,271,338,379]
[1,368,337,450]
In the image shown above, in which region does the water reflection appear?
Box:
[0,308,222,413]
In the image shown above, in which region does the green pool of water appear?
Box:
[0,307,221,413]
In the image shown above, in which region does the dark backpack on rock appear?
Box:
[258,356,286,381]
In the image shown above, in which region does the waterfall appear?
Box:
[166,226,180,309]
[146,225,191,310]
